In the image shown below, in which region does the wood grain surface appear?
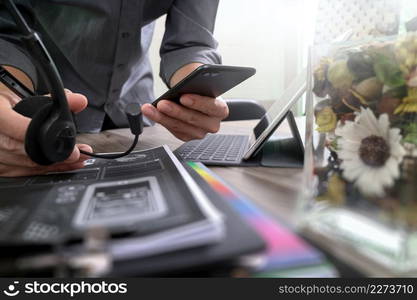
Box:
[77,120,302,225]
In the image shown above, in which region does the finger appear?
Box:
[142,104,207,140]
[0,161,85,177]
[0,165,43,177]
[0,133,27,155]
[0,101,31,141]
[157,100,220,133]
[0,147,88,169]
[0,146,87,169]
[141,103,160,122]
[52,144,92,164]
[180,94,229,119]
[0,91,20,107]
[0,133,92,166]
[41,89,87,113]
[77,144,93,160]
[169,130,201,142]
[45,161,86,173]
[65,91,88,113]
[0,149,39,168]
[60,144,84,164]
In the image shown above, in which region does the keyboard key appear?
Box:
[213,156,225,160]
[176,134,248,164]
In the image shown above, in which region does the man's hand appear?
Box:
[142,94,229,141]
[141,62,229,141]
[0,90,92,177]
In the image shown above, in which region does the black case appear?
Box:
[153,65,256,106]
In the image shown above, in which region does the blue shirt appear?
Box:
[0,0,221,132]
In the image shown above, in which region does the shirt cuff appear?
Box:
[0,38,38,89]
[160,46,222,87]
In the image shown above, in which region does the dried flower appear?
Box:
[352,77,383,101]
[317,173,346,205]
[313,58,333,97]
[315,106,337,133]
[339,90,368,112]
[347,52,375,81]
[402,123,417,147]
[330,94,356,114]
[372,52,406,88]
[394,87,417,114]
[326,136,340,152]
[407,67,417,87]
[394,203,417,228]
[405,142,417,156]
[339,113,356,124]
[327,60,354,90]
[315,58,332,82]
[377,96,401,116]
[335,108,405,197]
[395,32,417,75]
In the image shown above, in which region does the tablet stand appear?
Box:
[248,111,304,168]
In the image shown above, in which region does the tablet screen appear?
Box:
[243,69,307,160]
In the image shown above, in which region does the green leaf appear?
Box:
[373,53,406,88]
[403,123,417,145]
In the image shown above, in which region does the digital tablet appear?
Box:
[242,69,307,160]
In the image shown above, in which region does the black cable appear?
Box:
[5,0,144,162]
[79,134,139,159]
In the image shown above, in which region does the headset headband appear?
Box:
[4,0,72,121]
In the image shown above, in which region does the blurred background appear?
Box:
[149,0,417,111]
[149,0,316,104]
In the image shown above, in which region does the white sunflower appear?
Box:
[335,108,406,197]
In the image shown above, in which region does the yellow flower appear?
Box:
[316,173,346,206]
[314,57,333,81]
[394,87,417,114]
[316,106,337,133]
[395,33,417,75]
[326,174,346,206]
[394,203,417,228]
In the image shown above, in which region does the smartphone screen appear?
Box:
[152,64,256,106]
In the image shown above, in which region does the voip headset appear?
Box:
[1,0,143,165]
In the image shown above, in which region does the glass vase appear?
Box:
[298,33,417,276]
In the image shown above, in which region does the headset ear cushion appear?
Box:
[14,96,55,165]
[13,96,52,118]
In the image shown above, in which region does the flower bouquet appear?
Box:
[300,33,417,275]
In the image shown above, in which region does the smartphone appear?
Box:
[152,64,256,106]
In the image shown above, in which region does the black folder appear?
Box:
[0,147,265,276]
[110,163,266,276]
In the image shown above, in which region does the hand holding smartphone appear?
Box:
[152,64,256,106]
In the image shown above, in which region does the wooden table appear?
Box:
[77,119,374,277]
[77,119,303,226]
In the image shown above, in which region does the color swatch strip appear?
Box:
[187,162,325,273]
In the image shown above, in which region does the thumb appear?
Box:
[65,90,88,113]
